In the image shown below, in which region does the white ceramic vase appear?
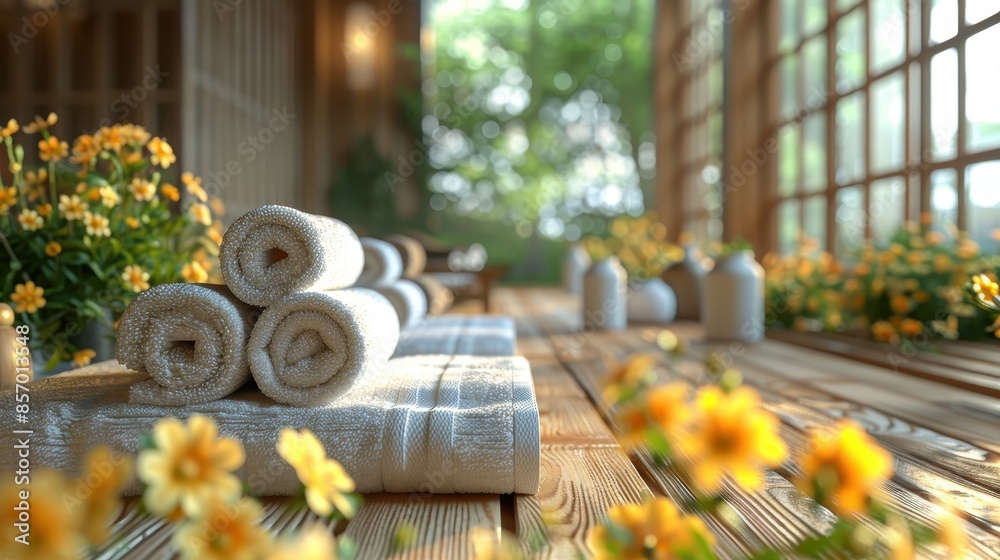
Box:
[562,244,591,294]
[583,257,627,331]
[662,244,709,321]
[627,279,678,324]
[702,250,765,343]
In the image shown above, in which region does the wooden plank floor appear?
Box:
[95,287,1000,558]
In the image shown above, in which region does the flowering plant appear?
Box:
[0,115,223,370]
[583,212,683,280]
[586,341,968,560]
[764,221,1000,344]
[0,415,359,559]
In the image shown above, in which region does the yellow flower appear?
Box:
[125,216,140,229]
[890,295,913,315]
[0,186,16,212]
[182,261,209,283]
[146,137,176,169]
[137,414,246,517]
[956,239,979,260]
[470,527,522,560]
[182,172,209,202]
[971,273,999,303]
[16,209,43,231]
[675,386,787,493]
[936,511,968,559]
[129,178,156,202]
[796,420,892,516]
[161,183,181,202]
[73,348,96,367]
[587,498,715,560]
[58,194,87,221]
[38,135,69,162]
[36,202,52,217]
[121,123,151,146]
[45,241,62,257]
[96,125,125,152]
[208,224,224,246]
[210,196,225,216]
[190,202,212,226]
[899,319,923,338]
[99,186,120,208]
[173,496,270,560]
[0,468,83,560]
[270,523,339,560]
[83,211,111,237]
[854,263,872,276]
[10,281,46,313]
[648,383,692,435]
[872,320,898,343]
[0,118,18,138]
[71,134,101,166]
[277,428,357,518]
[86,187,102,203]
[22,112,57,134]
[122,264,150,292]
[74,445,135,544]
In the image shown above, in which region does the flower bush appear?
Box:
[583,212,683,280]
[0,115,223,369]
[764,221,1000,344]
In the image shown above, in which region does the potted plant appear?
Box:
[0,114,222,374]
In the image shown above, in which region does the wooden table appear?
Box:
[98,288,1000,559]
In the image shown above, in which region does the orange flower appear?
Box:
[96,125,125,152]
[23,112,57,134]
[10,281,46,313]
[889,295,913,315]
[0,187,16,213]
[122,265,150,292]
[588,498,715,560]
[129,178,156,202]
[899,319,923,338]
[161,183,181,202]
[73,349,96,367]
[0,118,18,138]
[181,261,208,283]
[182,172,208,202]
[45,241,62,257]
[38,135,69,162]
[146,137,176,169]
[190,203,212,226]
[796,420,892,515]
[71,134,101,165]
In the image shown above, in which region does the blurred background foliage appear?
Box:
[330,0,655,284]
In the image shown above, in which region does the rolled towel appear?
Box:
[394,315,517,357]
[410,274,454,315]
[356,237,403,287]
[385,234,426,278]
[116,284,259,405]
[247,288,399,406]
[373,280,427,329]
[0,355,540,495]
[220,205,364,307]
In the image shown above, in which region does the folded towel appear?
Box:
[373,280,427,329]
[116,284,259,406]
[385,234,426,278]
[356,237,403,287]
[248,288,399,407]
[410,274,454,315]
[0,356,540,495]
[220,205,364,306]
[394,315,517,358]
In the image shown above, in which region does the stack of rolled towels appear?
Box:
[12,205,539,496]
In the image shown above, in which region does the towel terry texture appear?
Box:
[373,280,428,329]
[356,237,404,287]
[0,356,540,495]
[385,234,427,278]
[116,284,259,405]
[394,315,517,358]
[248,288,400,407]
[220,205,364,307]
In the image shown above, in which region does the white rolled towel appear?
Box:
[116,284,259,405]
[248,288,399,406]
[220,205,364,307]
[356,237,403,287]
[373,280,427,329]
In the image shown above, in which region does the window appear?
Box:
[772,0,1000,255]
[670,0,726,245]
